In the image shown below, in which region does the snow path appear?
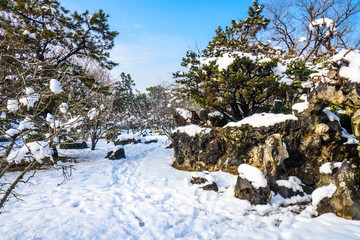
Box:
[1,139,360,239]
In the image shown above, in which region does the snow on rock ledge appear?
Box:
[172,124,211,137]
[225,113,298,128]
[319,162,343,174]
[292,101,309,114]
[175,108,193,123]
[323,110,340,122]
[238,164,267,189]
[312,184,337,207]
[276,176,304,193]
[235,164,271,205]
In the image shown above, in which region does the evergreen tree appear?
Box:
[175,1,285,121]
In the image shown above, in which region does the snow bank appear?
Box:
[116,133,144,141]
[331,49,360,83]
[238,164,267,189]
[312,184,337,207]
[173,124,211,137]
[2,139,360,239]
[110,145,124,152]
[225,113,298,128]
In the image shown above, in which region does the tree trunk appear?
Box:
[91,136,97,151]
[52,145,58,158]
[0,161,36,211]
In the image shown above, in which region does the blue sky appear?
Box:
[61,0,254,92]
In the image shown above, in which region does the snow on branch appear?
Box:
[7,141,52,164]
[50,79,63,94]
[309,18,336,32]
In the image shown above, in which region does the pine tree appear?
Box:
[175,1,285,121]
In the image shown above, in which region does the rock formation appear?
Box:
[171,51,360,219]
[234,164,272,204]
[106,146,126,160]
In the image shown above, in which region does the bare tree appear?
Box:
[0,59,93,211]
[0,0,118,212]
[139,83,192,137]
[265,0,360,60]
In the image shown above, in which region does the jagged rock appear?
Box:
[309,84,360,110]
[234,175,271,205]
[199,109,208,121]
[315,123,330,141]
[171,59,360,219]
[273,184,304,199]
[190,177,208,185]
[234,164,271,205]
[190,176,218,192]
[171,111,359,194]
[263,134,289,181]
[316,161,360,220]
[106,146,125,160]
[351,109,360,139]
[60,141,88,149]
[115,138,141,146]
[171,126,227,172]
[144,139,158,144]
[201,182,218,192]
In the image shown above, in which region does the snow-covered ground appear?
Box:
[1,137,360,240]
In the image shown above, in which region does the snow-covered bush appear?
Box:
[0,0,118,211]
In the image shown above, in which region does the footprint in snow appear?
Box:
[71,201,80,208]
